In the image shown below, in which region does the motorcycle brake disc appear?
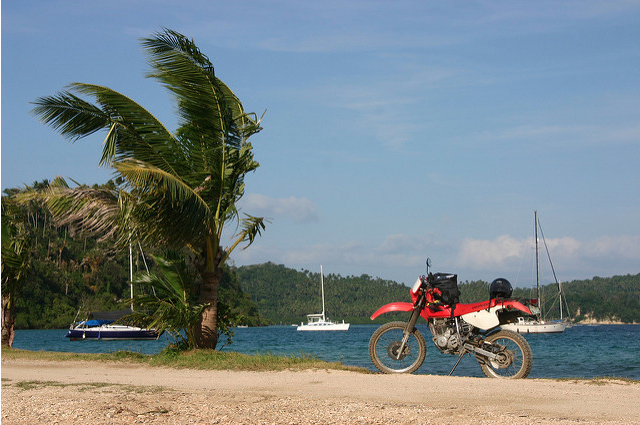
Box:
[387,341,410,360]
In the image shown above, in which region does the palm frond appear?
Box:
[18,178,138,246]
[143,31,226,135]
[114,159,215,247]
[115,159,200,202]
[69,83,182,170]
[142,30,262,156]
[223,214,267,262]
[31,91,111,141]
[1,198,31,292]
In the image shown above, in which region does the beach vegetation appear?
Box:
[1,346,368,373]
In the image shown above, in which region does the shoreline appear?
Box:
[2,358,639,425]
[12,321,640,331]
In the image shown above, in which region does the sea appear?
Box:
[11,324,640,380]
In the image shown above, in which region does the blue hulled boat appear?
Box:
[66,310,159,341]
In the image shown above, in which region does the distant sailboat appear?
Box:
[65,309,159,341]
[502,211,571,334]
[297,266,350,331]
[66,242,159,341]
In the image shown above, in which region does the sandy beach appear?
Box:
[2,358,639,424]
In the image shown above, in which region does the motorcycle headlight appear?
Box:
[411,277,423,294]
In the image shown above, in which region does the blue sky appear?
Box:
[2,1,639,287]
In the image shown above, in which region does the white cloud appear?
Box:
[377,234,425,254]
[242,193,319,223]
[457,235,530,270]
[456,234,640,280]
[583,235,640,259]
[279,233,449,271]
[231,231,639,284]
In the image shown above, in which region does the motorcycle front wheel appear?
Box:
[369,321,426,374]
[478,330,533,379]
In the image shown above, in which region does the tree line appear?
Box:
[234,262,411,325]
[235,262,640,325]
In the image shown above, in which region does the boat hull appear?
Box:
[296,322,350,331]
[502,320,568,334]
[66,325,159,341]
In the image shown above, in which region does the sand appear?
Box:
[2,358,639,424]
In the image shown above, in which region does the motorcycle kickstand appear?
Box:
[449,350,466,376]
[448,317,466,376]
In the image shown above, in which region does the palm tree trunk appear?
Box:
[1,294,15,347]
[194,244,224,349]
[195,271,221,348]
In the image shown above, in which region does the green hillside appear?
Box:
[560,274,640,323]
[236,263,640,325]
[234,262,410,324]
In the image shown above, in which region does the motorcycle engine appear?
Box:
[432,319,461,353]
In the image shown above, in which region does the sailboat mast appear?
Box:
[539,218,566,321]
[535,211,542,318]
[129,242,134,312]
[558,280,564,320]
[320,265,326,321]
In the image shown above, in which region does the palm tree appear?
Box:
[1,198,31,347]
[31,28,266,349]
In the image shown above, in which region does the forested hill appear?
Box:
[235,263,640,324]
[234,263,410,324]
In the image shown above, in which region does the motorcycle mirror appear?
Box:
[426,258,432,272]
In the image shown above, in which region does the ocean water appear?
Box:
[11,324,640,380]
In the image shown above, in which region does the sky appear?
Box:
[2,1,639,287]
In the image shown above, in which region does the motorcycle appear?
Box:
[369,259,533,378]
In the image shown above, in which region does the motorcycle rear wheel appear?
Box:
[478,330,532,379]
[369,321,426,374]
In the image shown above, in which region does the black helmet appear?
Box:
[490,278,513,299]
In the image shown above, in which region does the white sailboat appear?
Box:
[66,242,159,341]
[297,266,350,331]
[502,211,570,334]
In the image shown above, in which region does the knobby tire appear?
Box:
[369,321,426,374]
[478,329,533,379]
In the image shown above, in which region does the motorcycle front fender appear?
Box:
[370,302,414,320]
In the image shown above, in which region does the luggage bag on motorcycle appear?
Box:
[430,273,461,306]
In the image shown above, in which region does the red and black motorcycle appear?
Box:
[369,259,533,378]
